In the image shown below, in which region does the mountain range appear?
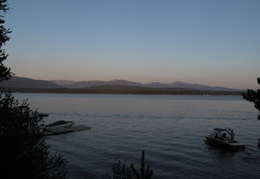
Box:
[0,77,61,89]
[0,76,243,91]
[51,79,242,91]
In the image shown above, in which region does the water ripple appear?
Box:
[18,94,260,178]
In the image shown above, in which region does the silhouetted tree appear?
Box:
[0,1,68,178]
[242,78,260,120]
[104,150,153,179]
[0,92,68,178]
[0,0,13,82]
[131,150,153,179]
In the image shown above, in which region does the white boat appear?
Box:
[45,120,75,131]
[205,128,245,151]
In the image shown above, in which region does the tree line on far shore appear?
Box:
[3,85,243,95]
[3,85,244,96]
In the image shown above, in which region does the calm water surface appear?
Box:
[14,94,260,179]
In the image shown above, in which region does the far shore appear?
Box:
[3,86,244,96]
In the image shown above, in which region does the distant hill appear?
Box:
[0,77,243,92]
[0,77,62,89]
[53,79,242,91]
[145,81,241,91]
[54,79,144,89]
[50,80,75,86]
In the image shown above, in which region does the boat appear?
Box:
[44,125,91,136]
[205,128,245,151]
[45,120,75,131]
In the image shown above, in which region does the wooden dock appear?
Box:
[44,125,91,136]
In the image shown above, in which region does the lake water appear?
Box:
[14,93,260,179]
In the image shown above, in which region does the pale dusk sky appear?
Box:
[4,0,260,89]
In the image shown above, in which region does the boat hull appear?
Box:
[44,125,91,136]
[45,120,75,131]
[205,136,245,151]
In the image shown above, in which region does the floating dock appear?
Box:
[44,125,91,136]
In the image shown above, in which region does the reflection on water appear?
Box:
[14,94,260,178]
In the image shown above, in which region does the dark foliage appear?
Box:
[242,78,260,120]
[130,150,153,179]
[0,91,68,179]
[0,0,13,82]
[104,160,135,179]
[104,150,153,179]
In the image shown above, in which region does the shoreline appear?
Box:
[2,87,244,96]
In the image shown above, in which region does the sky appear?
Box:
[3,0,260,89]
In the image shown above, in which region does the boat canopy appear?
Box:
[213,128,232,132]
